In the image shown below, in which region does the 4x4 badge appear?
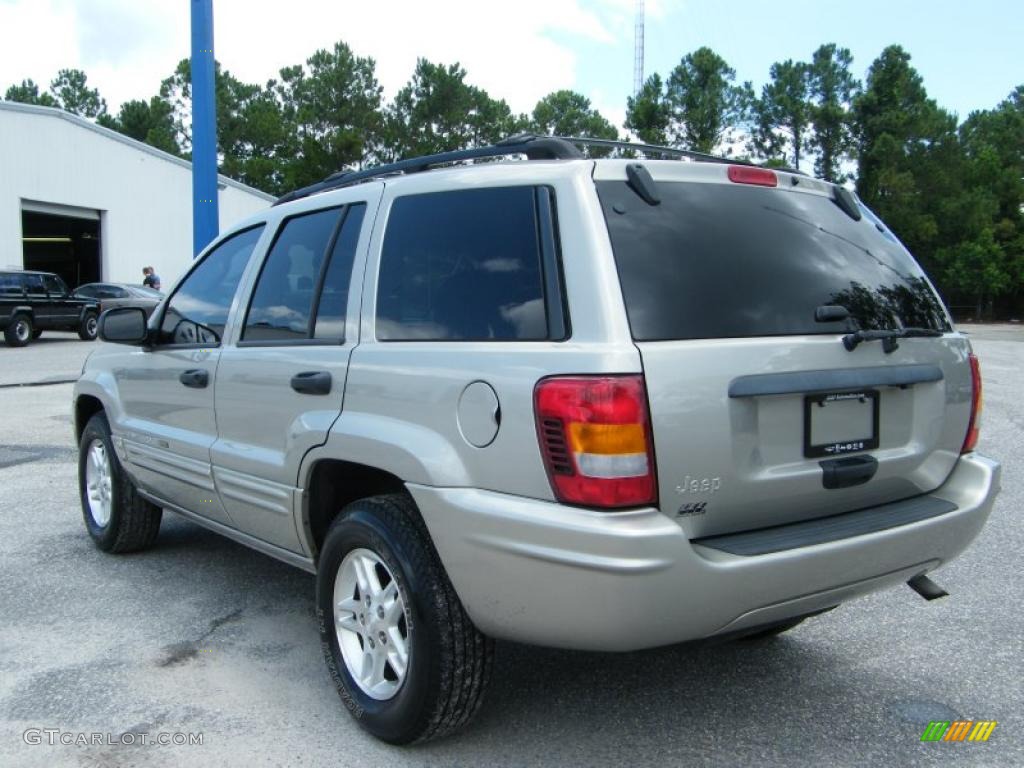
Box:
[677,501,708,517]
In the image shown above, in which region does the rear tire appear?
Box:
[78,311,99,341]
[5,314,32,347]
[316,494,493,744]
[78,412,162,553]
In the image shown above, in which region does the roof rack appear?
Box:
[273,134,582,206]
[272,133,762,207]
[554,136,758,166]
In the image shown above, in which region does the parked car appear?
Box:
[73,282,163,317]
[1,269,100,346]
[72,135,1000,744]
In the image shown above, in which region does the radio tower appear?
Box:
[633,0,645,95]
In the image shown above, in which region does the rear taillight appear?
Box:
[961,353,983,453]
[534,375,657,508]
[727,165,778,187]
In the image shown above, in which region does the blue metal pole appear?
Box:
[190,0,219,256]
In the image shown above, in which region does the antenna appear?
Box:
[633,0,645,96]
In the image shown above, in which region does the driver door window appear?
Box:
[158,226,264,345]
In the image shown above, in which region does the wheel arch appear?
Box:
[302,459,415,561]
[74,394,106,442]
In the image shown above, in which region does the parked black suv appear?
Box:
[0,270,100,347]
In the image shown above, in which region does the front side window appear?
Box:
[158,225,264,345]
[376,186,557,341]
[43,274,67,295]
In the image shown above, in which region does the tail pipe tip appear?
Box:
[907,574,949,601]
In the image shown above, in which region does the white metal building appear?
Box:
[0,102,273,290]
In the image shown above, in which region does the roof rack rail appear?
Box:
[273,134,583,206]
[554,136,758,166]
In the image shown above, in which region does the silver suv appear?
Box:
[73,136,1001,744]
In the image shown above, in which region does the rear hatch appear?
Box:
[594,161,973,538]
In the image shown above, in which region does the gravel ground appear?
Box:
[0,329,1020,767]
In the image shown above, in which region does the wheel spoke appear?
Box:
[383,584,404,623]
[336,597,362,634]
[359,650,375,686]
[351,557,371,595]
[337,613,362,634]
[359,555,383,597]
[386,629,408,678]
[368,647,387,689]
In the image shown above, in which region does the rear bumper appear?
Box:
[410,453,1000,651]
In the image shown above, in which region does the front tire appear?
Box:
[78,311,99,341]
[5,314,32,347]
[78,412,162,553]
[316,494,493,744]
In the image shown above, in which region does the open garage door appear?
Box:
[21,202,101,290]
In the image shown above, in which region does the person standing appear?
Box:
[142,266,161,291]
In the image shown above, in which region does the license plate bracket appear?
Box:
[803,390,879,458]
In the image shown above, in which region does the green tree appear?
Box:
[382,59,522,161]
[625,73,671,145]
[49,68,107,118]
[531,89,616,139]
[944,87,1024,316]
[4,78,57,107]
[530,90,616,156]
[750,60,811,170]
[808,44,859,182]
[101,97,179,155]
[276,41,384,188]
[159,58,297,193]
[854,45,958,271]
[665,47,748,153]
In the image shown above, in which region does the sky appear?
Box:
[0,0,1021,133]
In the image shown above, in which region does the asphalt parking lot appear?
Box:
[0,327,1021,767]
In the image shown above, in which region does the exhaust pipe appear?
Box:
[907,574,948,601]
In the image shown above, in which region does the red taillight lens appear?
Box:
[961,353,983,453]
[534,375,657,508]
[727,165,778,187]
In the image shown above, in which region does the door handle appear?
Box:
[290,371,332,395]
[179,368,209,388]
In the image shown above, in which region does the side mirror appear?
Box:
[99,307,148,345]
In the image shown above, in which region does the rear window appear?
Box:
[597,180,951,341]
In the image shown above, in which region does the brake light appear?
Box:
[727,165,778,187]
[961,353,983,453]
[534,375,657,508]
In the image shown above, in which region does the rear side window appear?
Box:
[243,208,339,342]
[597,180,951,341]
[243,203,366,343]
[24,275,47,297]
[0,275,22,296]
[314,204,366,340]
[376,186,565,341]
[158,225,264,345]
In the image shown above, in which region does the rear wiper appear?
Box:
[842,327,943,353]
